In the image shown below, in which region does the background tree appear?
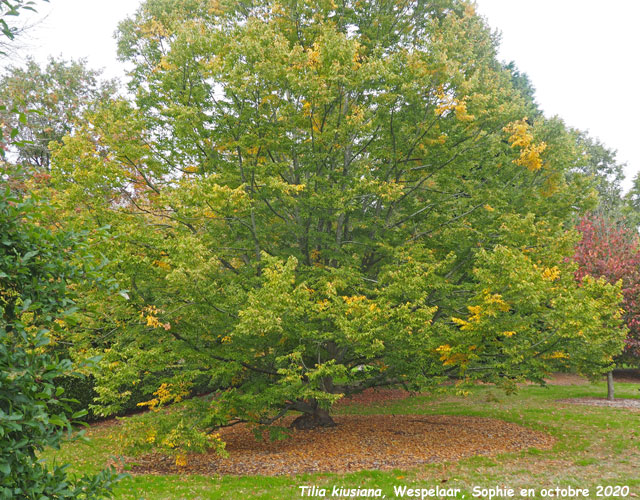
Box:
[569,131,633,401]
[502,61,540,119]
[573,213,640,399]
[1,0,48,157]
[0,57,116,170]
[622,172,640,230]
[0,0,46,57]
[573,135,625,215]
[49,0,626,456]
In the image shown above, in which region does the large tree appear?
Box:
[50,0,625,454]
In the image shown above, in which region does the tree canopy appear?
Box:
[47,0,626,454]
[0,57,116,170]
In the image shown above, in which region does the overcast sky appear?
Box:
[10,0,640,191]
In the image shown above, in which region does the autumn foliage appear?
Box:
[574,214,640,359]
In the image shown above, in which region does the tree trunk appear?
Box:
[290,407,336,430]
[606,371,615,401]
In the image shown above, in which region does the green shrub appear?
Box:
[0,182,122,498]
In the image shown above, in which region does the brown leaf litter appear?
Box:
[334,388,413,406]
[116,414,554,476]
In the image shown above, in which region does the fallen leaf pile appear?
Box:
[117,414,554,476]
[334,388,413,406]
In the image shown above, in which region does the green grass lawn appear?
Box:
[43,382,640,499]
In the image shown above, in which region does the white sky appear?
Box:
[9,0,640,191]
[475,0,640,191]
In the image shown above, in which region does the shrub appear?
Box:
[0,180,122,498]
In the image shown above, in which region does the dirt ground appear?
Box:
[550,370,640,411]
[117,414,554,476]
[611,368,640,383]
[556,397,640,411]
[542,371,640,385]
